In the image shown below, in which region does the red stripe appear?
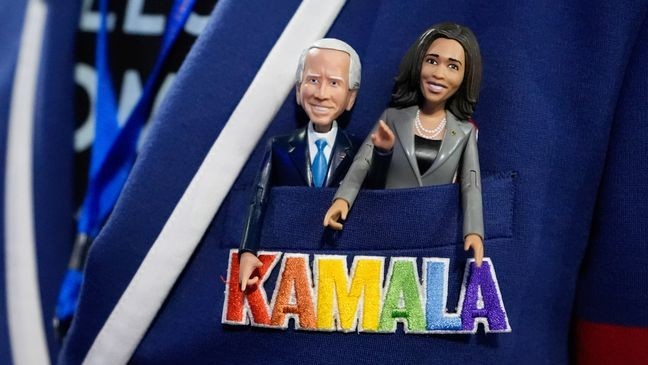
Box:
[576,320,648,364]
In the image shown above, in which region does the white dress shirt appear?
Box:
[307,120,338,165]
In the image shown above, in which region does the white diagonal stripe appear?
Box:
[83,0,347,364]
[4,0,51,364]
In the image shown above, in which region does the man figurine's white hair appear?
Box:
[295,38,361,90]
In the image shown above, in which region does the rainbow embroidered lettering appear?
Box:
[222,250,511,334]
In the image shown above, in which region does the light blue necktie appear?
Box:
[313,138,328,187]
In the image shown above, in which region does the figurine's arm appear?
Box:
[460,124,484,266]
[331,132,375,209]
[238,139,274,289]
[365,120,395,189]
[332,112,392,207]
[324,112,393,230]
[323,139,371,230]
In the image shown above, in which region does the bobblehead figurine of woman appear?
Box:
[324,22,484,266]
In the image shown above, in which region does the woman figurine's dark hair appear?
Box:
[390,22,482,120]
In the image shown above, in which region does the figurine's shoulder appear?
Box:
[384,106,400,115]
[447,112,474,135]
[385,105,415,116]
[382,105,417,125]
[457,120,474,134]
[270,127,307,148]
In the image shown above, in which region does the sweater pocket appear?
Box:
[259,171,516,251]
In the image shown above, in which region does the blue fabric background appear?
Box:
[0,0,646,363]
[60,0,647,363]
[575,13,648,327]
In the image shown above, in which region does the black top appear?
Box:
[414,135,442,175]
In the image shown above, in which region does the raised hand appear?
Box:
[371,120,395,152]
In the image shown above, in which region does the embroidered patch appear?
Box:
[222,250,511,334]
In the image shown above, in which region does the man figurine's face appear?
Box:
[297,48,357,133]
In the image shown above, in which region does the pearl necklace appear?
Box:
[415,109,446,139]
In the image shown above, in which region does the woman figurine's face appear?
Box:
[419,38,465,110]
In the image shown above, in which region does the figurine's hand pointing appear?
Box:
[371,120,395,152]
[464,234,484,267]
[239,252,263,291]
[323,199,349,231]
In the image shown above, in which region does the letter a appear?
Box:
[459,259,511,333]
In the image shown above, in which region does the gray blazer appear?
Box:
[334,105,484,239]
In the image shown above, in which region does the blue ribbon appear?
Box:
[55,0,197,336]
[79,0,197,237]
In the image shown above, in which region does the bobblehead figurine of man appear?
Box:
[238,39,362,290]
